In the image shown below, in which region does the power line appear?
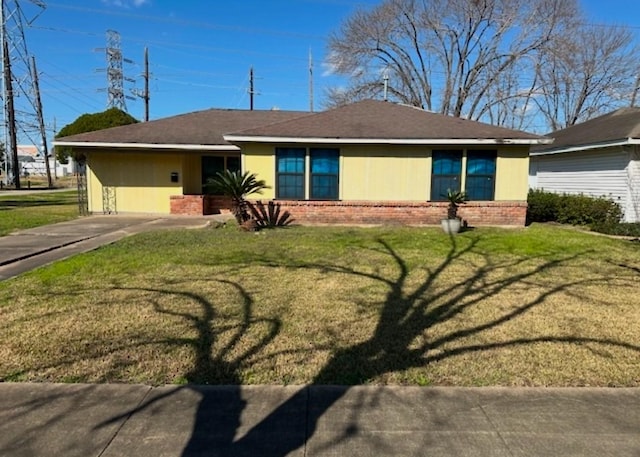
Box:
[46,2,325,41]
[30,24,313,64]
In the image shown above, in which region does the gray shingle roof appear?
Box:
[225,100,549,143]
[534,107,640,154]
[54,108,308,147]
[55,100,549,148]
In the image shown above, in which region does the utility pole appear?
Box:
[31,55,52,187]
[0,0,46,188]
[52,116,56,179]
[383,70,389,101]
[131,47,150,121]
[3,35,19,188]
[143,47,149,121]
[1,0,6,185]
[309,49,314,112]
[249,66,254,111]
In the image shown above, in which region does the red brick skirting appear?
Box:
[272,200,527,226]
[171,195,527,226]
[170,195,232,215]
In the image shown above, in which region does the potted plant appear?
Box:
[441,189,468,234]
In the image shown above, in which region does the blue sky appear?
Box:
[14,0,640,139]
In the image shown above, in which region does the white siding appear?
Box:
[531,147,638,221]
[627,149,640,222]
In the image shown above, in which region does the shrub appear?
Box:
[526,189,560,223]
[248,200,294,229]
[527,190,622,226]
[591,222,640,237]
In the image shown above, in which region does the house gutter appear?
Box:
[531,138,640,156]
[51,141,240,151]
[222,135,552,145]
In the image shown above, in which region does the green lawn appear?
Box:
[0,223,638,386]
[0,191,79,236]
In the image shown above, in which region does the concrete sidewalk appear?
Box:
[0,215,227,280]
[0,384,638,457]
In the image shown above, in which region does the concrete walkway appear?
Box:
[0,215,226,280]
[0,384,638,457]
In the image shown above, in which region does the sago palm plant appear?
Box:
[445,189,468,219]
[205,170,269,224]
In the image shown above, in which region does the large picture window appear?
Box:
[276,147,305,199]
[310,148,339,199]
[465,150,496,200]
[431,150,462,201]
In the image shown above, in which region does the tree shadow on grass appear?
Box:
[88,278,283,455]
[222,234,639,456]
[94,233,640,456]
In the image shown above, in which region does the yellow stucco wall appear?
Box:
[243,144,277,199]
[341,146,431,200]
[494,147,530,200]
[242,144,530,201]
[86,150,182,214]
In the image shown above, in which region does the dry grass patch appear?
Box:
[0,224,639,386]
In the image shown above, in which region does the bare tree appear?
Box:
[325,0,577,123]
[478,56,541,131]
[534,25,640,131]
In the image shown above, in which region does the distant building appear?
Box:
[18,144,75,178]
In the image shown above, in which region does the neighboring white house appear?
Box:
[530,108,640,222]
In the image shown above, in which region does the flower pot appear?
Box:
[441,218,462,234]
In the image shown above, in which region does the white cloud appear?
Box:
[101,0,150,8]
[321,52,341,77]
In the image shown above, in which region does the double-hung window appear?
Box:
[465,150,496,201]
[310,148,339,199]
[431,150,462,201]
[430,149,497,201]
[276,147,340,200]
[276,148,305,199]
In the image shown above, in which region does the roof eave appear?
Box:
[531,138,640,156]
[52,141,240,151]
[222,135,551,145]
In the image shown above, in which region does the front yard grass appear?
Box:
[0,190,79,236]
[0,223,638,386]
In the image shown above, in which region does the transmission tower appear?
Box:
[1,0,46,188]
[97,29,134,111]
